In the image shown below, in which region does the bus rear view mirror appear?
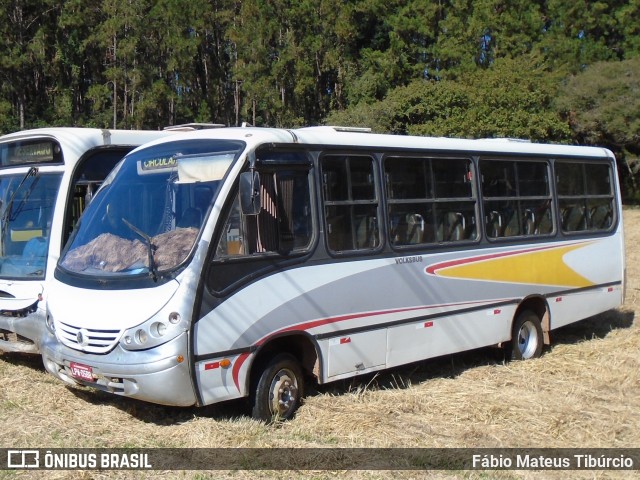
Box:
[239,171,261,215]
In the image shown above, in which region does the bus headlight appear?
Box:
[120,310,186,351]
[150,322,167,337]
[135,329,148,345]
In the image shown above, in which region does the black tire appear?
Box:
[250,353,304,422]
[510,310,544,360]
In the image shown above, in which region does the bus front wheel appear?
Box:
[510,310,543,360]
[251,353,304,422]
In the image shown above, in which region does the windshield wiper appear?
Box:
[121,218,158,281]
[0,167,39,255]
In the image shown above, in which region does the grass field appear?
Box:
[1,209,639,480]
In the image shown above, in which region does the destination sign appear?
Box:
[139,156,177,171]
[1,140,61,167]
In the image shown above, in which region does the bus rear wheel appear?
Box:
[251,353,304,422]
[510,310,543,360]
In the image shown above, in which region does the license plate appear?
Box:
[69,362,95,382]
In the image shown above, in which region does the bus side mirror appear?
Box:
[239,171,261,215]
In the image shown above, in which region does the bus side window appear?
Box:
[556,161,614,233]
[215,194,245,256]
[215,169,312,259]
[385,156,477,246]
[321,155,380,253]
[480,159,552,239]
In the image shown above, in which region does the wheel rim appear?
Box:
[268,368,298,418]
[517,320,539,359]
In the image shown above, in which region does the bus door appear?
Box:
[196,149,314,403]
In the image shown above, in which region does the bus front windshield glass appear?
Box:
[0,171,61,279]
[60,140,243,278]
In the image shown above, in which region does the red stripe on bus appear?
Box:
[230,299,503,390]
[425,244,575,275]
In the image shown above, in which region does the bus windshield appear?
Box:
[60,139,244,278]
[0,171,61,279]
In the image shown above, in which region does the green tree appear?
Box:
[538,0,633,73]
[136,0,207,127]
[616,0,640,59]
[0,0,59,130]
[328,56,569,143]
[53,1,104,126]
[433,0,546,76]
[194,0,238,125]
[83,0,155,128]
[228,0,279,126]
[555,56,640,200]
[229,0,351,126]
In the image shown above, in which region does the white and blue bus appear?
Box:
[41,126,624,420]
[0,128,175,354]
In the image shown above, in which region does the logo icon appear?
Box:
[7,450,39,468]
[76,329,90,347]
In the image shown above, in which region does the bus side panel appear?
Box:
[195,353,246,405]
[549,286,623,330]
[549,234,624,329]
[194,235,622,403]
[323,329,386,378]
[386,305,515,369]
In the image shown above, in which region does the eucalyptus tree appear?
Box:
[0,0,59,131]
[54,0,104,126]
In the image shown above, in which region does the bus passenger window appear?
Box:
[385,156,477,246]
[556,161,614,233]
[321,155,380,253]
[480,159,552,239]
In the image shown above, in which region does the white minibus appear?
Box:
[0,128,174,354]
[41,126,624,420]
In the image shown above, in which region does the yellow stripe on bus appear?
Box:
[435,243,593,288]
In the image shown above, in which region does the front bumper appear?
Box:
[0,312,43,354]
[41,331,197,407]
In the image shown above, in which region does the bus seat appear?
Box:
[405,213,424,244]
[439,212,465,241]
[449,212,465,240]
[589,205,612,229]
[326,215,349,251]
[486,211,503,238]
[465,215,477,239]
[503,210,520,237]
[533,204,552,234]
[22,236,47,260]
[523,209,536,235]
[389,213,405,244]
[355,215,378,249]
[562,206,586,231]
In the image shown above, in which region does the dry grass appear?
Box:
[1,210,640,480]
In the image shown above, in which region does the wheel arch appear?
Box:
[514,295,551,345]
[245,332,321,395]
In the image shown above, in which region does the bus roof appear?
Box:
[132,125,615,160]
[0,128,176,168]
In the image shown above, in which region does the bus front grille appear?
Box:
[57,322,121,354]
